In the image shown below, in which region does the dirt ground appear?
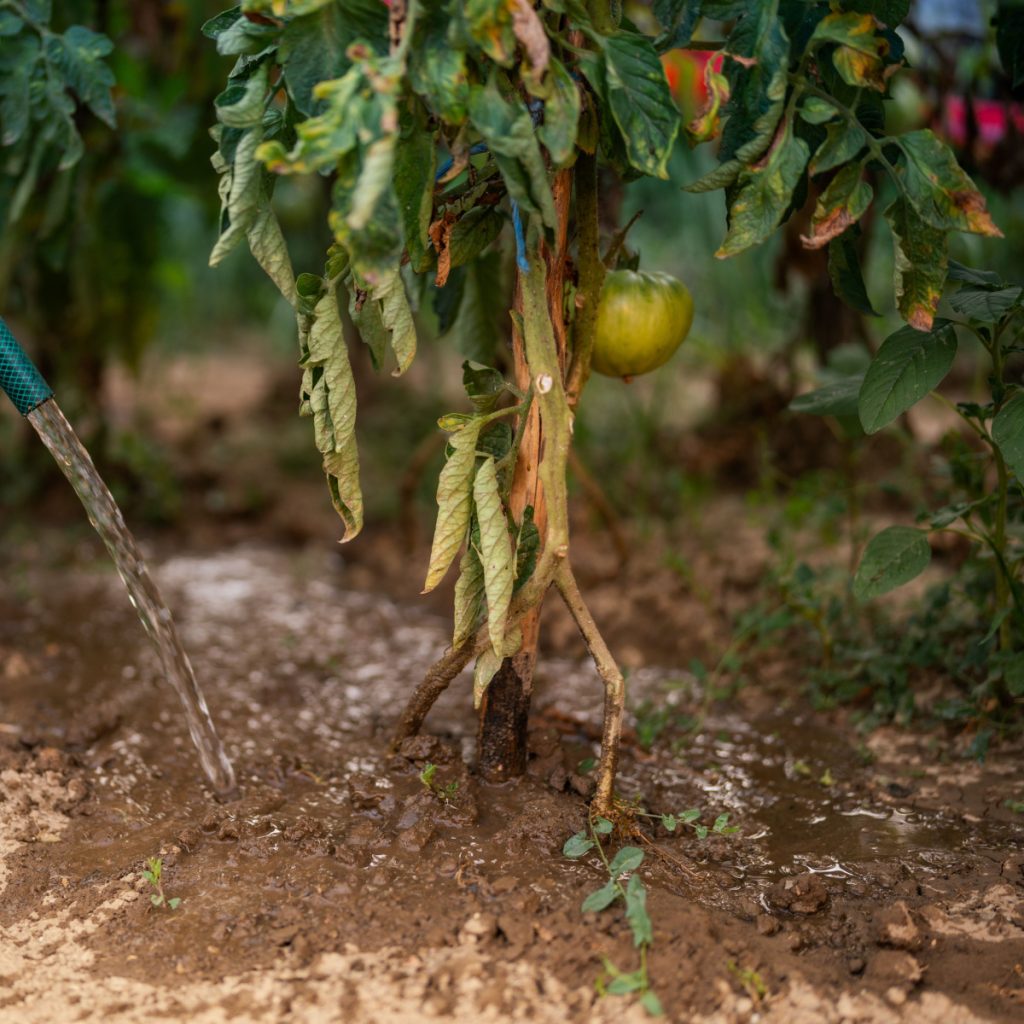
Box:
[1,348,1023,1022]
[1,535,1022,1024]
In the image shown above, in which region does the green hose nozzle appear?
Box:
[0,317,53,415]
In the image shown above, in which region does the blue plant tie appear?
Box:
[511,200,529,274]
[433,140,530,274]
[0,317,53,416]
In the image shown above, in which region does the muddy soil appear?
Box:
[1,542,1022,1023]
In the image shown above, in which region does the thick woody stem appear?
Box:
[554,561,625,818]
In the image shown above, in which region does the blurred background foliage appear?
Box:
[0,2,1021,735]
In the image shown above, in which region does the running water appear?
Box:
[27,399,237,796]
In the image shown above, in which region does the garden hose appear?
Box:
[0,317,53,415]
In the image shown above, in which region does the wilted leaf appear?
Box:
[453,543,486,648]
[886,199,948,331]
[992,393,1024,482]
[854,526,931,600]
[474,456,515,654]
[423,419,483,592]
[716,125,809,258]
[858,320,957,433]
[896,130,1002,237]
[802,164,873,249]
[373,268,417,376]
[512,0,550,90]
[210,128,264,266]
[537,57,580,167]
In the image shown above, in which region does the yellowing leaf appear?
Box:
[453,544,486,649]
[473,456,515,655]
[886,199,948,331]
[801,165,873,250]
[423,420,483,593]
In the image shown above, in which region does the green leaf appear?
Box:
[444,253,506,370]
[606,973,644,995]
[463,0,516,65]
[810,121,867,175]
[716,127,809,258]
[800,96,838,125]
[886,199,949,332]
[0,34,36,147]
[695,824,709,840]
[593,817,614,834]
[802,164,872,249]
[843,1,909,26]
[214,65,267,128]
[150,894,163,907]
[683,158,744,194]
[828,233,878,316]
[447,207,505,271]
[408,10,470,124]
[210,128,264,267]
[582,881,619,913]
[602,32,680,180]
[992,393,1024,481]
[949,286,1022,323]
[896,131,1002,237]
[640,990,665,1017]
[654,0,702,51]
[789,375,865,418]
[423,419,483,593]
[468,76,556,228]
[811,12,890,91]
[563,832,596,858]
[660,814,678,832]
[474,456,515,654]
[167,897,181,910]
[854,526,931,600]
[247,204,297,305]
[48,25,116,129]
[453,543,487,649]
[1004,653,1024,697]
[625,874,653,947]
[394,105,436,274]
[538,58,581,167]
[713,813,731,833]
[680,809,701,824]
[947,261,1005,288]
[996,3,1024,89]
[608,846,645,875]
[858,321,957,433]
[514,505,540,592]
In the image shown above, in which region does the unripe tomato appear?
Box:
[591,270,694,379]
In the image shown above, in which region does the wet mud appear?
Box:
[1,545,1022,1022]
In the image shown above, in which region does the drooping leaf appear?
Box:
[247,204,297,304]
[716,126,809,258]
[373,268,418,376]
[801,164,872,249]
[828,232,879,316]
[468,75,557,227]
[423,419,483,593]
[946,261,1005,288]
[853,526,931,601]
[453,542,486,648]
[992,393,1024,482]
[602,32,681,179]
[895,130,1002,237]
[886,198,948,331]
[473,455,515,654]
[948,286,1022,323]
[210,127,265,266]
[443,252,505,365]
[514,505,540,591]
[858,321,958,433]
[537,57,581,167]
[394,104,437,274]
[473,626,521,708]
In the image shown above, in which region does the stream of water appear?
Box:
[26,399,236,796]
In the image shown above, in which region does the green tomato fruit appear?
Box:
[591,269,694,379]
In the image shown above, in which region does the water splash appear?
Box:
[27,399,236,796]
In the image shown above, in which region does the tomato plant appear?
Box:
[192,0,1010,814]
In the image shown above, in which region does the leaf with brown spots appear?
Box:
[801,165,873,250]
[886,199,948,332]
[896,130,1002,237]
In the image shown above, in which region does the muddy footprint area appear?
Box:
[1,545,1022,1024]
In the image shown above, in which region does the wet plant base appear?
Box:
[1,547,1022,1023]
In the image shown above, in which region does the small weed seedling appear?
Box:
[563,806,739,1017]
[419,763,459,805]
[142,857,180,910]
